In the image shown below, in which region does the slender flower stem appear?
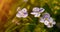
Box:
[27,16,33,21]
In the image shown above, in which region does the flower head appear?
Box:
[39,13,56,28]
[31,7,45,17]
[16,8,28,18]
[40,17,56,28]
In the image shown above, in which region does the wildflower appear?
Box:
[16,8,28,18]
[39,13,56,28]
[40,13,51,23]
[40,17,56,28]
[31,7,45,17]
[44,17,56,25]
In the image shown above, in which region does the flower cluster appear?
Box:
[39,13,56,28]
[31,7,45,17]
[16,8,28,18]
[16,7,56,28]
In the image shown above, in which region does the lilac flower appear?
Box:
[39,13,56,28]
[16,8,28,18]
[44,17,56,25]
[40,17,56,28]
[31,7,45,17]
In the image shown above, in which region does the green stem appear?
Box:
[27,16,33,21]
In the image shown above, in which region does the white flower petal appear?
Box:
[16,13,21,18]
[21,8,27,12]
[18,11,22,13]
[22,14,28,18]
[34,14,40,17]
[44,20,49,25]
[39,8,45,13]
[31,12,38,15]
[31,12,40,17]
[47,24,53,28]
[52,21,56,25]
[49,17,54,22]
[32,7,39,12]
[40,18,45,23]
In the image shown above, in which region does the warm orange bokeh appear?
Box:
[0,0,14,31]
